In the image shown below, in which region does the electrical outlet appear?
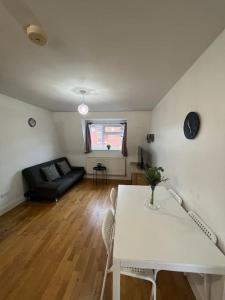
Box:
[0,191,9,198]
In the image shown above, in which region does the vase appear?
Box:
[150,185,155,205]
[145,185,159,210]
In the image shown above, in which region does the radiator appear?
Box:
[86,156,126,176]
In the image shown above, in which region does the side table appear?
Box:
[93,166,107,184]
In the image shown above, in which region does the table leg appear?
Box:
[222,276,225,300]
[113,259,120,300]
[204,274,210,300]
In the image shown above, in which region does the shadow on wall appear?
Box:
[10,171,26,200]
[53,119,68,153]
[22,173,28,197]
[0,171,26,215]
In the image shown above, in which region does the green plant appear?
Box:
[145,166,168,187]
[145,166,168,207]
[106,144,111,150]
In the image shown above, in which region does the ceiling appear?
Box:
[0,0,225,112]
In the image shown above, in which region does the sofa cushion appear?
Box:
[64,170,84,181]
[23,157,71,189]
[54,177,75,194]
[56,160,71,175]
[41,164,61,181]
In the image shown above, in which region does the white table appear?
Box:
[113,185,225,299]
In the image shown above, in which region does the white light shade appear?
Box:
[78,103,89,115]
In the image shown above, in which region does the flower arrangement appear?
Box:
[145,166,168,207]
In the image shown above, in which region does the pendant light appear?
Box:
[78,90,89,115]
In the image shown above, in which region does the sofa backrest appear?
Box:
[22,157,72,189]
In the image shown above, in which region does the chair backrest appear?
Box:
[102,209,115,255]
[110,188,117,210]
[188,210,217,244]
[168,188,183,205]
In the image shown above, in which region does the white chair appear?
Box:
[188,211,217,244]
[168,188,183,205]
[100,209,157,300]
[188,210,217,300]
[110,187,117,213]
[100,209,115,300]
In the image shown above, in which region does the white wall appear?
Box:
[150,29,225,299]
[0,93,62,215]
[53,111,151,179]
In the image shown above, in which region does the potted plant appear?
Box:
[97,163,102,169]
[145,166,168,209]
[106,144,111,150]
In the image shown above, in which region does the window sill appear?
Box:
[91,149,121,152]
[86,150,123,158]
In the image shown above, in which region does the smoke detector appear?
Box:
[25,24,48,46]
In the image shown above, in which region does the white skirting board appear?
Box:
[86,156,126,176]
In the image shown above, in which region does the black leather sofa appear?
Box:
[22,157,85,201]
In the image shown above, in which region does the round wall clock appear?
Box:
[28,118,36,127]
[183,112,200,139]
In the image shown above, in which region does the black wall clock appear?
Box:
[183,112,200,139]
[28,118,36,127]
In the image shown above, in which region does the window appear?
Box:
[90,123,124,150]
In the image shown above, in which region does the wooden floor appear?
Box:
[0,179,195,300]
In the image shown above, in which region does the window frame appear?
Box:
[89,122,124,151]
